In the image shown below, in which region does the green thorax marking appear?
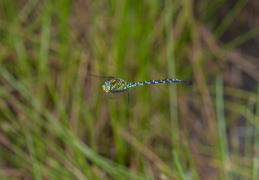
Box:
[109,78,128,92]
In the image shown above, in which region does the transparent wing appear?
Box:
[106,89,135,108]
[106,91,125,99]
[87,73,115,81]
[127,90,136,108]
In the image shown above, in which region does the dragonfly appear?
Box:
[102,77,186,93]
[88,74,186,106]
[100,76,186,107]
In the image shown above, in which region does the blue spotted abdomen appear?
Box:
[129,78,186,88]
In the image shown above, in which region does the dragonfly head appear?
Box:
[102,81,110,92]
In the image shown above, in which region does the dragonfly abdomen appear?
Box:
[129,78,186,88]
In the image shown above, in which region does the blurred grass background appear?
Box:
[0,0,259,179]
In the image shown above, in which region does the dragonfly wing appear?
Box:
[87,73,116,81]
[127,90,136,108]
[106,89,136,108]
[106,91,125,99]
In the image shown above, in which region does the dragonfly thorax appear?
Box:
[102,78,129,93]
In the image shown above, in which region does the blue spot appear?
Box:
[155,81,158,84]
[172,79,175,81]
[162,81,165,83]
[127,84,129,88]
[140,83,143,86]
[132,84,135,87]
[169,80,172,83]
[147,82,151,84]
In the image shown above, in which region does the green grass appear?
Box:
[1,0,259,179]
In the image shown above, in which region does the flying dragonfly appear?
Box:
[101,77,186,107]
[102,77,186,92]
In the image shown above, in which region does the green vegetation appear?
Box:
[0,0,259,179]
